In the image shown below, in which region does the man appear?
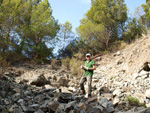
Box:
[80,53,96,98]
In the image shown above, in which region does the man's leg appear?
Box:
[80,76,86,94]
[87,75,92,97]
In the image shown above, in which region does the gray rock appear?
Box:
[0,91,6,97]
[13,107,22,113]
[87,97,97,104]
[29,104,39,109]
[101,93,113,100]
[55,104,66,113]
[99,97,114,109]
[48,100,59,112]
[34,109,44,113]
[65,101,76,112]
[57,77,70,87]
[39,103,48,112]
[21,104,35,112]
[74,102,87,113]
[58,93,73,103]
[30,74,49,86]
[99,86,110,94]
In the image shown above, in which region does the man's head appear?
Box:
[86,53,91,61]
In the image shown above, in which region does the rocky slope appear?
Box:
[92,34,150,108]
[1,35,150,113]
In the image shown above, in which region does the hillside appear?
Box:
[1,35,150,113]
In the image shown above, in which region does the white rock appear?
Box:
[44,85,54,89]
[113,97,120,105]
[113,89,123,96]
[132,73,140,79]
[145,90,150,98]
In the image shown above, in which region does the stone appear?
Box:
[30,74,48,86]
[145,90,150,99]
[48,101,59,112]
[4,99,9,105]
[99,86,110,94]
[29,104,39,109]
[113,97,120,106]
[64,101,76,112]
[60,87,72,93]
[58,93,73,103]
[113,89,123,96]
[34,109,44,113]
[68,87,76,92]
[35,95,45,102]
[75,102,87,112]
[0,91,6,97]
[9,105,18,112]
[57,77,70,87]
[21,104,35,112]
[93,79,99,82]
[106,107,115,113]
[95,106,104,112]
[99,97,114,109]
[146,103,150,108]
[145,99,150,104]
[55,104,66,113]
[101,93,113,100]
[87,97,97,104]
[86,107,102,113]
[17,99,24,104]
[132,73,140,79]
[39,103,48,112]
[44,85,54,89]
[13,107,22,113]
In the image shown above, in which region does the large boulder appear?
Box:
[30,74,49,86]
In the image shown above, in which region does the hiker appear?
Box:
[80,53,96,97]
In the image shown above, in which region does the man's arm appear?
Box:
[88,64,96,70]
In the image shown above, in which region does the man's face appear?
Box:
[86,56,91,60]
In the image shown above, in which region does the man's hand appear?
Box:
[84,66,88,70]
[81,65,88,70]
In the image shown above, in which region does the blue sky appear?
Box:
[49,0,146,33]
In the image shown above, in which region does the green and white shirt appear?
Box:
[83,60,95,76]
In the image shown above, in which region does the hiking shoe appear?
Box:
[88,94,92,98]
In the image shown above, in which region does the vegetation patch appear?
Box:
[125,96,146,107]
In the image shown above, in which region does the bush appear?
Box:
[69,58,84,76]
[50,59,61,69]
[61,53,84,77]
[0,56,10,75]
[62,57,70,70]
[108,41,127,52]
[126,96,146,107]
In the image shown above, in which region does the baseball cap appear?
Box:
[86,53,91,57]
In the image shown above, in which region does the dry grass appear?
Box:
[62,53,84,77]
[0,57,10,76]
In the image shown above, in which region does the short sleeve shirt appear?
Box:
[83,60,95,76]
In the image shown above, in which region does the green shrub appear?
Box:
[110,76,117,80]
[126,96,146,107]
